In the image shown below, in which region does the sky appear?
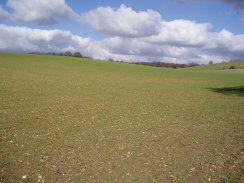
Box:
[0,0,244,64]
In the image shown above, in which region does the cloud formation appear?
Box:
[145,20,212,47]
[0,4,244,64]
[0,0,78,25]
[81,4,162,37]
[0,24,90,52]
[1,22,244,64]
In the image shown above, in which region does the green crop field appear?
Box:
[0,53,243,182]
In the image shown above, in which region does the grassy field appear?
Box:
[188,61,244,71]
[0,53,243,182]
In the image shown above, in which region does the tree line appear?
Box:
[29,51,85,58]
[132,61,199,68]
[29,52,201,68]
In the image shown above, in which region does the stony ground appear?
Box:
[0,53,243,182]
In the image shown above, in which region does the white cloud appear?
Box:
[145,20,211,47]
[102,37,191,60]
[1,0,78,25]
[101,23,244,63]
[101,37,204,63]
[0,24,90,52]
[81,4,162,38]
[1,23,244,64]
[204,29,244,59]
[0,24,123,61]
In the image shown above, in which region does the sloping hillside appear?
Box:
[0,53,244,182]
[188,61,244,70]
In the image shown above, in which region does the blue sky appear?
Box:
[0,0,244,63]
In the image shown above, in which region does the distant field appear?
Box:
[0,53,243,182]
[188,61,244,71]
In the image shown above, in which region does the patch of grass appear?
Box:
[0,52,244,182]
[220,149,244,183]
[220,163,244,183]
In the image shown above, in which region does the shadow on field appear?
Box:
[208,86,244,97]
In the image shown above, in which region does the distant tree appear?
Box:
[73,52,83,57]
[229,66,235,69]
[29,52,40,54]
[209,61,213,64]
[179,64,185,68]
[64,51,72,56]
[47,52,56,55]
[188,62,199,67]
[108,58,114,62]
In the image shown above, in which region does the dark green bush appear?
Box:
[229,66,235,69]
